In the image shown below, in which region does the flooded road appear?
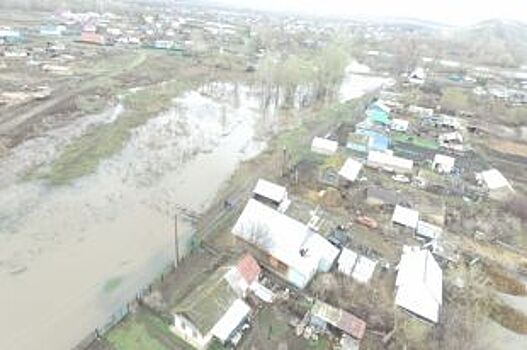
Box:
[0,69,385,350]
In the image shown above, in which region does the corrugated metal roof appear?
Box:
[338,158,363,182]
[253,179,287,204]
[392,205,419,229]
[236,253,261,285]
[311,300,367,339]
[232,199,319,278]
[311,137,338,155]
[395,247,442,323]
[211,299,250,343]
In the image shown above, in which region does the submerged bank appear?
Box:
[0,66,387,350]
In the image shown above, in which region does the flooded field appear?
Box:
[0,69,385,349]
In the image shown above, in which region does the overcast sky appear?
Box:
[214,0,527,25]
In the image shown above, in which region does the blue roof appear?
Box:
[356,129,389,151]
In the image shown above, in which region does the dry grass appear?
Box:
[485,265,527,296]
[489,299,527,334]
[488,140,527,158]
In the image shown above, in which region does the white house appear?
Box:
[476,168,514,200]
[232,199,338,288]
[367,150,414,174]
[338,158,363,183]
[171,268,251,349]
[311,137,338,156]
[432,154,456,174]
[395,247,443,323]
[392,205,419,230]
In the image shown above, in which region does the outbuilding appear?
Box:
[311,137,338,156]
[395,247,442,323]
[432,154,456,174]
[392,205,419,230]
[338,158,363,184]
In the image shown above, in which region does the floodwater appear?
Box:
[0,68,385,350]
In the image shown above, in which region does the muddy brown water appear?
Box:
[0,70,386,349]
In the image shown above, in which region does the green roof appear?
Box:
[391,132,439,150]
[366,110,390,125]
[173,267,238,335]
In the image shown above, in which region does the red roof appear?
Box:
[312,300,367,340]
[236,253,261,285]
[338,310,367,340]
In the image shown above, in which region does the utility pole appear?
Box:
[174,214,179,266]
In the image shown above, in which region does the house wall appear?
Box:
[172,314,212,349]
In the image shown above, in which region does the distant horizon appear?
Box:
[205,0,527,26]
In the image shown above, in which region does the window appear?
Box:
[192,330,198,338]
[180,320,186,330]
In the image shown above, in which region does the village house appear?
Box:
[395,246,443,323]
[311,137,338,156]
[232,199,339,288]
[252,178,290,212]
[338,158,363,185]
[171,268,252,349]
[367,150,414,174]
[365,101,391,126]
[432,154,456,174]
[476,168,514,200]
[392,205,419,231]
[438,131,464,152]
[416,220,442,241]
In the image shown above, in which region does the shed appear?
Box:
[224,253,261,297]
[477,169,512,191]
[337,248,358,276]
[395,247,442,323]
[311,137,338,156]
[416,221,442,240]
[352,256,377,283]
[253,179,288,207]
[338,158,363,183]
[356,129,389,152]
[210,299,251,343]
[432,154,455,174]
[310,300,367,340]
[476,168,514,200]
[392,205,419,230]
[391,118,409,132]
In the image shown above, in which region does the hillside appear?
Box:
[448,19,527,67]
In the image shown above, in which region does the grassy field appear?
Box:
[105,308,192,350]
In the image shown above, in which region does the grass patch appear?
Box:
[44,80,194,185]
[106,319,167,350]
[106,308,192,350]
[391,132,439,150]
